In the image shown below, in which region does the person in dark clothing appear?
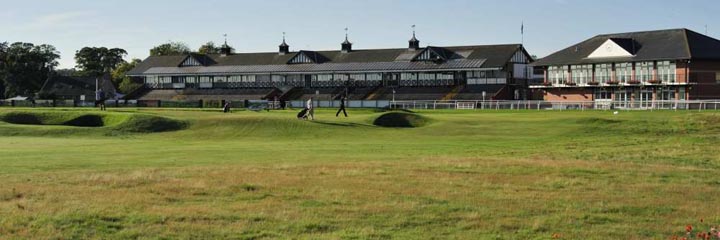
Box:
[336,96,348,117]
[279,99,286,110]
[95,89,106,111]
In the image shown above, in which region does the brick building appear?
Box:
[531,28,720,106]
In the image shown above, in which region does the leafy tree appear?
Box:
[111,58,142,93]
[149,41,191,56]
[74,47,128,77]
[198,42,221,54]
[118,77,142,95]
[0,42,59,98]
[0,42,7,98]
[55,68,82,77]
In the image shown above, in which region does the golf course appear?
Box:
[0,108,718,239]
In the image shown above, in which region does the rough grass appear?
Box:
[0,108,719,239]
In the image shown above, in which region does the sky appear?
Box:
[0,0,718,68]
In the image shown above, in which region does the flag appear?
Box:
[521,21,524,35]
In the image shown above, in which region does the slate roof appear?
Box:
[533,28,720,66]
[128,44,527,76]
[39,74,117,98]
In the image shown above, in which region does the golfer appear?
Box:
[336,96,348,117]
[306,97,315,120]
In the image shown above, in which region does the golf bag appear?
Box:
[297,108,308,119]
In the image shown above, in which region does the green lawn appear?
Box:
[0,108,718,239]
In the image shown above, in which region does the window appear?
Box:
[571,65,592,84]
[271,75,286,82]
[401,73,418,80]
[418,73,436,80]
[615,62,632,83]
[595,64,611,83]
[594,90,612,100]
[437,73,454,80]
[636,62,654,82]
[313,74,333,81]
[657,61,676,83]
[366,73,382,81]
[334,74,349,81]
[349,74,366,81]
[548,66,568,84]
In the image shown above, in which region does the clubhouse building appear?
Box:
[127,33,537,101]
[532,28,720,105]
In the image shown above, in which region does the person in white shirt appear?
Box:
[306,97,314,120]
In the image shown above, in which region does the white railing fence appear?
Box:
[2,99,720,111]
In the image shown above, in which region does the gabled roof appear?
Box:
[287,51,330,64]
[39,74,117,97]
[179,53,216,67]
[533,28,720,66]
[127,44,526,75]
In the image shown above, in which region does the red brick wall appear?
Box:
[688,60,720,99]
[543,88,593,101]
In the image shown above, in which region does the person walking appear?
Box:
[336,96,348,117]
[223,100,231,113]
[96,89,106,111]
[306,97,315,120]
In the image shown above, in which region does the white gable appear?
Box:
[288,52,315,64]
[180,56,202,67]
[587,39,634,58]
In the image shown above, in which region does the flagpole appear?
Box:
[521,21,524,47]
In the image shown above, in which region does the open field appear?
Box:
[0,108,719,239]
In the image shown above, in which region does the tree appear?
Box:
[0,42,59,98]
[0,42,7,98]
[149,41,191,56]
[74,47,128,77]
[198,42,221,54]
[111,58,142,93]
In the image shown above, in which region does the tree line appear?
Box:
[0,41,233,99]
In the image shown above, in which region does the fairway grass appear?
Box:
[0,108,718,239]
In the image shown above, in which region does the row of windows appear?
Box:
[547,61,676,84]
[595,88,685,101]
[146,72,465,84]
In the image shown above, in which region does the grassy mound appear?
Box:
[373,112,429,128]
[0,111,115,127]
[0,111,188,133]
[113,114,188,133]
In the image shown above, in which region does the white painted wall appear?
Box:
[587,39,633,58]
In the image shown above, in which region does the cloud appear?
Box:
[25,11,98,29]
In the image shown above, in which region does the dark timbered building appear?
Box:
[128,33,536,101]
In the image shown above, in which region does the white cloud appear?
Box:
[25,11,98,30]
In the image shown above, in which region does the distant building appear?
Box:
[532,28,720,104]
[127,32,537,101]
[39,74,117,101]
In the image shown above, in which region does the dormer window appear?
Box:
[413,47,451,63]
[289,52,314,64]
[180,56,202,67]
[287,51,328,64]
